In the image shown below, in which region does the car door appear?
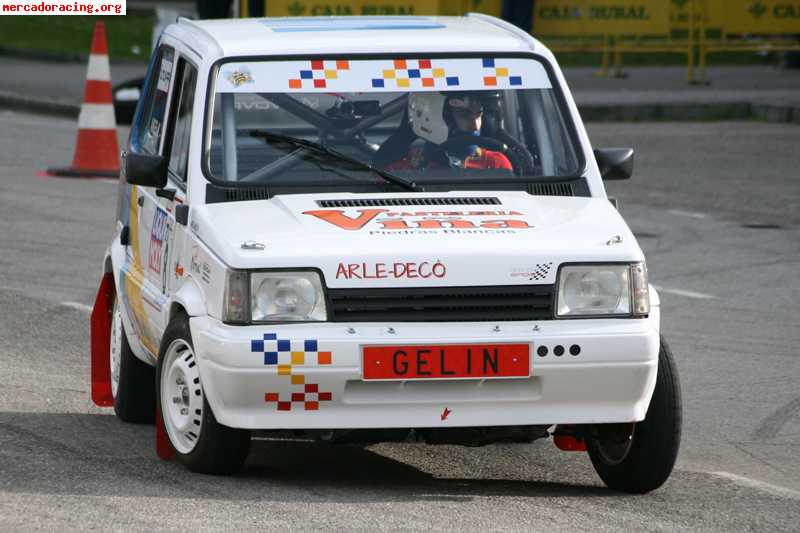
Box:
[121,44,176,357]
[158,57,198,324]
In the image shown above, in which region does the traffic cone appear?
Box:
[48,22,120,178]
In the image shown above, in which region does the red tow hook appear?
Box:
[90,272,115,407]
[553,424,588,452]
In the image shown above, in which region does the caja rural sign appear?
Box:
[672,0,800,34]
[263,0,502,16]
[534,0,800,36]
[533,0,671,35]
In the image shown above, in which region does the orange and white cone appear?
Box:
[48,22,120,178]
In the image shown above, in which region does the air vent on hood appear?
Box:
[206,184,271,204]
[526,178,591,197]
[316,197,501,208]
[528,182,574,196]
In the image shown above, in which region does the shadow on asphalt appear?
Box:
[0,411,614,501]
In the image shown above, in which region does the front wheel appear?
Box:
[156,315,251,474]
[587,336,682,493]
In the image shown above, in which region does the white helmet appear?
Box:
[407,92,448,145]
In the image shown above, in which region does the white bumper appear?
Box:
[191,308,660,430]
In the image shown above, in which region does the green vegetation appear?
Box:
[0,12,155,62]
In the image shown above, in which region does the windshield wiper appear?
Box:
[254,131,422,192]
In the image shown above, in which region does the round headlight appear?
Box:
[253,276,318,320]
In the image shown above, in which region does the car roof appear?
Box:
[166,15,543,60]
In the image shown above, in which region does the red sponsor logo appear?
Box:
[336,261,446,280]
[303,209,531,231]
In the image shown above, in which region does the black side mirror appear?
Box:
[124,151,168,188]
[594,148,634,180]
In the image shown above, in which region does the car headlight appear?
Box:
[223,270,327,323]
[556,263,649,318]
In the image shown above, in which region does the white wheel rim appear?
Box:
[160,339,204,454]
[110,300,122,399]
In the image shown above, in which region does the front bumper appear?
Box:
[191,308,660,430]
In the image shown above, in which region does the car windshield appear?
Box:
[205,56,581,188]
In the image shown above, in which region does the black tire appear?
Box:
[587,336,682,494]
[112,298,155,423]
[156,314,251,475]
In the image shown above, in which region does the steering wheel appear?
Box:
[439,134,534,176]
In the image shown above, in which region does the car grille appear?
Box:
[327,285,554,322]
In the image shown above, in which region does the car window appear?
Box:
[205,56,581,188]
[136,45,175,155]
[165,59,198,184]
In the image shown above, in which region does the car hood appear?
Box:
[190,191,643,288]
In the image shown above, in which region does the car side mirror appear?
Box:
[594,148,634,180]
[124,151,168,188]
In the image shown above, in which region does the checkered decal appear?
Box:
[288,59,350,90]
[372,59,459,89]
[219,58,550,94]
[531,262,553,281]
[482,58,522,87]
[251,333,333,411]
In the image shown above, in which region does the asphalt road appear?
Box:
[1,111,799,531]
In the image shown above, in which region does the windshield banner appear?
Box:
[216,57,551,93]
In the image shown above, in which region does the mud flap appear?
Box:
[156,406,176,461]
[90,272,115,407]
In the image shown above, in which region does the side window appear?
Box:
[136,46,175,155]
[165,60,198,184]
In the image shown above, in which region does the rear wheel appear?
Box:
[110,298,155,423]
[156,315,251,474]
[587,336,682,493]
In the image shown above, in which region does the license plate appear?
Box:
[362,343,530,380]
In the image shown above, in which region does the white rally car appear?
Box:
[90,15,681,493]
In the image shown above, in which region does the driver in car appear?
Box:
[381,92,513,172]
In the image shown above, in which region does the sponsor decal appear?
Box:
[224,67,254,88]
[510,262,553,281]
[303,208,532,234]
[336,260,446,280]
[148,209,169,275]
[156,59,173,92]
[189,246,211,284]
[251,333,333,411]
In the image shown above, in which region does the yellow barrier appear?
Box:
[535,0,800,84]
[671,0,800,35]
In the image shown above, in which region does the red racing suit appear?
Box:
[385,146,513,172]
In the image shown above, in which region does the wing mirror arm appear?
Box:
[156,188,176,201]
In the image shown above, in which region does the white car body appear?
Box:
[105,15,660,434]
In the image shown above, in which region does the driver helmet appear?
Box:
[407,91,502,145]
